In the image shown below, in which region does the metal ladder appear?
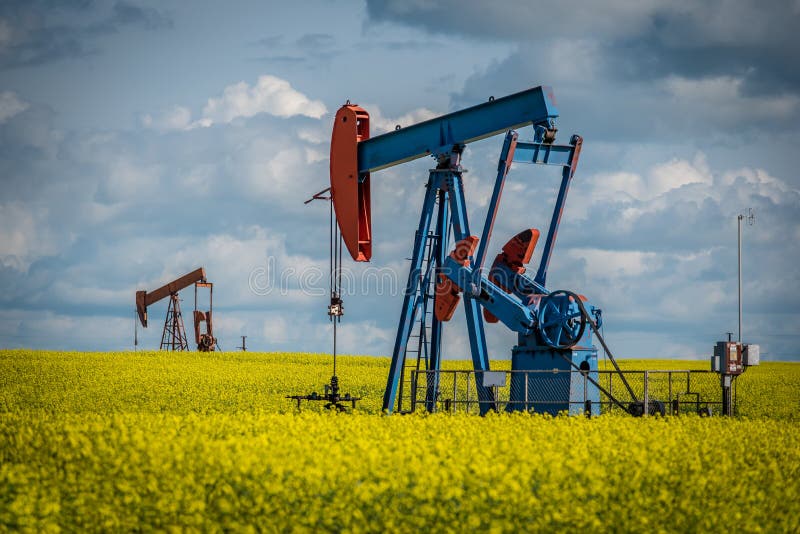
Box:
[397,231,439,412]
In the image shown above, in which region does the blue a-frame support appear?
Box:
[342,86,588,414]
[383,151,495,414]
[382,129,583,414]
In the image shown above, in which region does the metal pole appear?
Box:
[524,372,529,411]
[738,214,743,343]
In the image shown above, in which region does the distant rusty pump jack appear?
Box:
[135,267,217,351]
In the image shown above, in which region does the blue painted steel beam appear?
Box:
[443,255,536,336]
[488,262,548,300]
[512,141,574,167]
[357,86,558,174]
[474,131,518,271]
[534,135,583,286]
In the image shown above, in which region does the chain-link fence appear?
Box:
[411,369,735,416]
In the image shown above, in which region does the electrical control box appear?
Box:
[713,341,743,375]
[743,344,760,366]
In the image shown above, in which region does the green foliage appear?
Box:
[1,350,799,532]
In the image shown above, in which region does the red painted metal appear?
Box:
[434,277,461,322]
[193,281,216,351]
[194,310,216,351]
[483,310,499,324]
[136,267,207,327]
[492,228,540,287]
[484,229,540,323]
[434,236,479,322]
[330,104,371,261]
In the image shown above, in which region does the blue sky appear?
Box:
[0,0,798,360]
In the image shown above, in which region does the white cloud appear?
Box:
[321,320,394,356]
[0,309,133,351]
[152,226,322,307]
[179,163,216,195]
[262,314,291,344]
[720,167,794,204]
[545,39,601,82]
[234,135,326,209]
[141,75,327,131]
[199,75,327,126]
[141,106,192,131]
[664,75,800,123]
[587,153,712,205]
[364,104,440,134]
[96,159,162,203]
[568,248,660,277]
[0,202,58,272]
[648,153,712,197]
[0,91,28,123]
[297,126,328,144]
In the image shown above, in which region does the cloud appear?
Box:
[586,154,713,204]
[199,75,327,125]
[366,1,659,41]
[0,1,172,70]
[363,104,441,134]
[663,75,800,125]
[95,159,162,204]
[0,308,133,351]
[142,75,328,131]
[262,314,291,344]
[0,202,58,272]
[251,32,341,65]
[141,106,192,131]
[97,1,172,33]
[1,59,797,361]
[366,0,800,98]
[450,44,800,144]
[567,249,660,278]
[0,91,28,123]
[295,33,335,49]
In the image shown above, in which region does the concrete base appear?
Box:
[508,346,600,416]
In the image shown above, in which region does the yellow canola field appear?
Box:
[1,350,799,532]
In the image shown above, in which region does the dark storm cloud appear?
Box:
[0,1,172,70]
[366,0,800,97]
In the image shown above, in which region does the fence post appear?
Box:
[466,371,471,414]
[453,371,458,413]
[584,371,591,417]
[643,371,649,418]
[608,371,613,408]
[524,371,529,411]
[411,371,417,413]
[668,371,673,415]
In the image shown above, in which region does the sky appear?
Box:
[0,0,798,361]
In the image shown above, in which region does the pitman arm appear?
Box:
[441,254,537,336]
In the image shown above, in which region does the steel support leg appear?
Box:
[474,131,518,270]
[534,135,582,287]
[446,173,495,414]
[383,174,441,413]
[426,189,448,412]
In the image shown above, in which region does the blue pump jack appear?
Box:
[327,86,639,415]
